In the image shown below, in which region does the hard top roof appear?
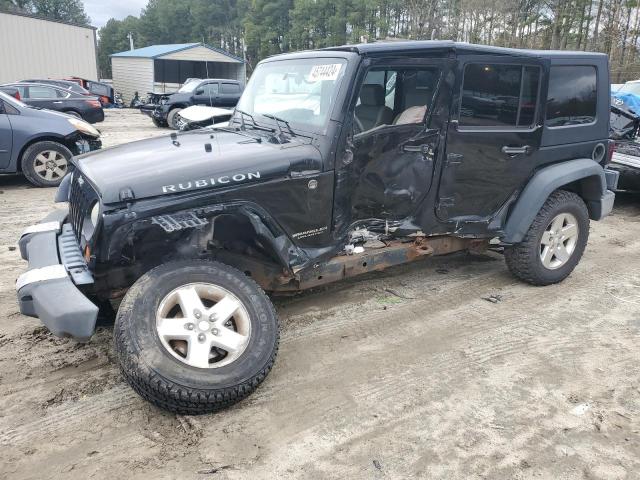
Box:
[323,40,607,59]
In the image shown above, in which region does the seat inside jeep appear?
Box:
[355,68,439,133]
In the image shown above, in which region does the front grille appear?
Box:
[68,174,96,243]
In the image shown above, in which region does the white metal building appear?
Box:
[0,10,98,83]
[111,43,246,102]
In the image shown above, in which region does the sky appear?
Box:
[83,0,148,29]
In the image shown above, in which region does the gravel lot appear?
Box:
[1,109,640,479]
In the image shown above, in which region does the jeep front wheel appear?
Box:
[114,260,279,414]
[505,190,589,286]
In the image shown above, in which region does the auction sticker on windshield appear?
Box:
[309,64,342,82]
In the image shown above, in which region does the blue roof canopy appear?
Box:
[111,42,244,63]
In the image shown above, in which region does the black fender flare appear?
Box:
[502,158,606,244]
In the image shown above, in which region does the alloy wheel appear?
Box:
[539,212,579,270]
[156,283,251,368]
[33,150,68,182]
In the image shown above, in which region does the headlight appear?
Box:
[68,117,100,138]
[90,202,100,226]
[82,201,101,239]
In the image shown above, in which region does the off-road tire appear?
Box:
[21,141,72,187]
[114,260,279,414]
[166,108,183,129]
[505,190,589,286]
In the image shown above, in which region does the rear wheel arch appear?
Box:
[502,159,606,244]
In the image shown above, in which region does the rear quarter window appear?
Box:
[546,66,597,127]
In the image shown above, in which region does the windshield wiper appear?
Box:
[262,113,296,138]
[234,108,273,133]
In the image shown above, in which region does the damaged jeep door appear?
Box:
[343,59,445,225]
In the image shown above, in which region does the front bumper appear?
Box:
[75,137,102,155]
[140,103,168,121]
[16,208,98,341]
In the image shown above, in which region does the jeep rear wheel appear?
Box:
[505,190,589,286]
[114,260,279,414]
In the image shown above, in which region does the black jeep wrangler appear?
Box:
[140,78,243,129]
[16,41,618,414]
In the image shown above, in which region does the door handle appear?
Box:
[501,145,531,156]
[402,144,434,155]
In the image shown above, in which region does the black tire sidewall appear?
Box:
[528,195,589,283]
[116,261,278,391]
[22,141,72,187]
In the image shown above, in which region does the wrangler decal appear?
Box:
[292,226,328,239]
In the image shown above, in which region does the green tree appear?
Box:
[30,0,90,25]
[97,16,144,78]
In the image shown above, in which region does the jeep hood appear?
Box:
[75,129,320,204]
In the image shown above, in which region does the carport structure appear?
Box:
[111,42,245,103]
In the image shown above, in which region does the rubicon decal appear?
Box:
[162,171,261,193]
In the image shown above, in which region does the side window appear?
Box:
[4,102,18,115]
[221,83,240,94]
[459,63,540,128]
[355,67,439,132]
[546,66,597,127]
[28,86,58,99]
[202,83,219,96]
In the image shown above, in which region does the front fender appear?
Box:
[100,201,308,273]
[502,158,607,244]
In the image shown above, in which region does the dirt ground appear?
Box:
[1,109,639,479]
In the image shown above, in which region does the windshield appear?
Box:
[178,79,202,93]
[619,82,640,96]
[236,58,348,132]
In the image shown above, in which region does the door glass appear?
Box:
[355,67,439,133]
[28,86,57,99]
[459,63,541,128]
[518,66,540,127]
[546,66,597,127]
[460,64,521,127]
[221,83,240,94]
[202,83,219,96]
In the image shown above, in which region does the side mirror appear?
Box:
[195,88,204,95]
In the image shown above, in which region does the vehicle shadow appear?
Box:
[0,174,35,190]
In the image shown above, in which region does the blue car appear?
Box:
[0,91,101,187]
